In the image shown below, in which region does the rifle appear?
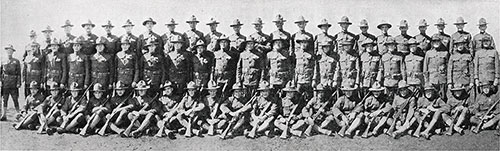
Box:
[362,96,390,138]
[123,92,160,136]
[59,83,94,129]
[304,91,336,136]
[473,98,500,133]
[247,95,273,138]
[280,103,300,139]
[37,90,68,134]
[413,109,430,137]
[98,92,134,136]
[220,92,258,139]
[80,94,114,136]
[155,97,185,137]
[387,89,419,135]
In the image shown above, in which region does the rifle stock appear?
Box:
[98,92,134,136]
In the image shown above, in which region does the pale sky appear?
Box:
[1,0,499,59]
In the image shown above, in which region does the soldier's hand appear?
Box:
[448,84,452,90]
[494,79,499,86]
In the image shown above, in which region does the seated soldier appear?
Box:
[368,84,393,137]
[219,82,252,139]
[274,81,306,139]
[362,83,384,138]
[330,84,363,138]
[79,83,110,136]
[247,80,277,139]
[57,82,89,134]
[470,83,500,134]
[302,83,333,136]
[388,81,417,138]
[392,81,421,138]
[420,84,448,139]
[177,81,206,137]
[14,81,45,130]
[99,81,134,136]
[123,80,161,138]
[442,84,471,136]
[38,81,66,135]
[202,80,224,136]
[155,80,182,138]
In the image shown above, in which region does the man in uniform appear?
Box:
[472,18,496,55]
[61,20,76,55]
[219,81,252,139]
[228,19,246,52]
[356,19,377,55]
[405,38,425,88]
[249,17,271,54]
[359,39,382,96]
[183,15,205,53]
[213,35,240,96]
[44,39,67,91]
[236,37,264,95]
[204,17,224,52]
[57,82,88,134]
[330,83,363,137]
[119,19,140,55]
[90,38,114,94]
[291,16,314,54]
[338,40,361,96]
[192,40,215,88]
[138,18,164,55]
[334,16,357,53]
[450,17,472,55]
[23,43,45,96]
[414,19,431,54]
[101,20,120,56]
[247,80,277,138]
[395,20,412,56]
[376,20,392,55]
[274,81,306,138]
[115,38,140,92]
[424,36,450,101]
[474,36,499,94]
[162,18,184,54]
[40,26,54,55]
[79,20,99,55]
[432,18,451,53]
[313,39,340,95]
[447,37,474,95]
[270,14,291,53]
[66,38,90,91]
[294,35,316,99]
[314,19,335,56]
[381,38,406,100]
[165,35,193,95]
[140,38,167,97]
[264,36,294,95]
[1,45,22,120]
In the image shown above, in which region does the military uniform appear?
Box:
[213,37,239,93]
[472,18,496,53]
[138,18,164,55]
[140,42,167,95]
[359,40,382,94]
[381,38,406,99]
[291,16,314,54]
[405,39,425,86]
[376,20,392,55]
[270,14,292,50]
[40,26,54,55]
[22,51,45,96]
[314,39,341,89]
[1,46,21,115]
[250,18,271,54]
[395,20,412,55]
[79,20,99,55]
[66,43,90,89]
[192,41,215,88]
[414,19,432,53]
[115,39,140,88]
[60,20,77,55]
[165,36,193,92]
[432,18,451,53]
[236,38,264,92]
[264,38,294,90]
[474,37,499,87]
[356,19,377,55]
[338,41,360,88]
[449,17,472,54]
[424,36,450,99]
[183,15,205,53]
[447,39,474,88]
[274,81,305,137]
[90,39,115,90]
[44,42,67,87]
[119,19,140,55]
[204,18,224,52]
[161,18,184,53]
[334,16,357,53]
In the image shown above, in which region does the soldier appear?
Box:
[334,16,357,53]
[183,15,205,53]
[90,37,114,94]
[162,18,184,54]
[115,38,140,93]
[432,18,451,53]
[359,39,382,96]
[192,40,215,88]
[98,81,133,136]
[361,83,385,138]
[213,35,240,95]
[442,84,470,136]
[291,16,314,54]
[40,26,54,55]
[218,81,252,139]
[330,83,363,138]
[101,20,120,55]
[57,82,88,134]
[274,81,306,138]
[155,80,182,138]
[80,83,110,136]
[236,37,264,95]
[405,38,425,88]
[264,36,294,94]
[177,81,206,137]
[67,38,90,91]
[228,19,246,52]
[201,80,223,136]
[474,36,499,93]
[381,37,406,100]
[387,81,417,138]
[44,38,67,91]
[414,19,432,54]
[315,19,335,56]
[270,14,291,52]
[139,38,166,97]
[23,43,45,96]
[119,19,140,55]
[469,82,500,134]
[424,36,450,101]
[138,18,164,55]
[122,80,161,138]
[294,35,316,99]
[28,30,38,49]
[376,20,392,55]
[205,17,224,52]
[395,20,412,56]
[313,39,340,94]
[301,83,333,136]
[14,81,44,130]
[338,40,361,96]
[38,81,65,135]
[78,20,99,55]
[165,35,193,95]
[447,37,474,94]
[1,45,22,120]
[249,17,271,54]
[450,17,472,54]
[472,18,496,54]
[61,20,77,55]
[356,19,377,55]
[419,84,448,139]
[247,80,277,138]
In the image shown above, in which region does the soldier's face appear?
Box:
[96,44,105,52]
[121,43,130,50]
[373,91,382,98]
[124,26,133,33]
[254,24,263,31]
[104,26,113,33]
[273,41,283,49]
[340,24,349,31]
[196,46,206,53]
[482,40,491,48]
[399,88,410,97]
[138,90,147,96]
[360,27,368,32]
[274,22,283,29]
[50,45,59,51]
[116,89,125,96]
[296,22,307,30]
[64,26,72,34]
[71,90,79,97]
[344,90,353,97]
[233,90,243,98]
[299,42,309,49]
[163,87,173,96]
[145,22,154,30]
[167,25,175,31]
[94,91,103,99]
[6,49,14,55]
[410,45,417,52]
[456,43,465,51]
[73,44,81,51]
[365,44,374,52]
[84,25,93,32]
[245,42,255,50]
[320,26,330,32]
[42,32,52,39]
[479,25,487,31]
[174,43,183,50]
[220,40,229,49]
[387,44,396,52]
[316,91,324,98]
[399,26,408,32]
[455,24,464,30]
[482,86,491,94]
[418,26,427,32]
[148,44,156,52]
[209,24,217,31]
[285,91,295,99]
[432,41,441,48]
[343,44,353,51]
[321,45,331,54]
[452,90,463,98]
[188,89,196,96]
[424,90,434,99]
[208,90,217,97]
[189,22,197,29]
[232,26,241,33]
[380,26,389,33]
[261,90,270,97]
[436,25,445,31]
[142,48,149,54]
[50,90,59,96]
[30,88,39,95]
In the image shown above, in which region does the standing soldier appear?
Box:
[23,43,45,96]
[140,38,167,97]
[119,19,140,55]
[395,20,412,56]
[313,39,340,94]
[44,38,67,91]
[138,18,164,55]
[249,17,271,54]
[79,20,99,55]
[414,19,431,54]
[474,36,499,94]
[472,18,496,55]
[356,19,377,55]
[291,16,314,54]
[270,14,291,53]
[90,38,114,94]
[424,36,450,101]
[40,26,54,55]
[213,35,240,95]
[205,17,224,52]
[236,37,264,95]
[334,16,357,53]
[432,18,451,53]
[447,37,474,95]
[315,19,335,56]
[66,38,90,91]
[183,15,205,53]
[162,18,184,54]
[101,20,120,55]
[1,45,22,120]
[294,35,316,99]
[450,17,472,54]
[381,38,406,101]
[338,40,361,95]
[165,35,193,94]
[61,20,76,55]
[115,38,140,92]
[359,39,382,96]
[228,19,246,52]
[376,20,392,55]
[192,40,214,88]
[405,38,425,88]
[264,36,294,95]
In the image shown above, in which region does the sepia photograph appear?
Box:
[1,0,499,150]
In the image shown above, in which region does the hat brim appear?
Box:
[453,22,467,25]
[142,21,157,26]
[338,22,352,25]
[92,90,106,92]
[114,87,128,90]
[257,88,271,91]
[205,86,220,90]
[165,23,179,26]
[272,20,287,23]
[61,25,74,28]
[102,25,115,28]
[295,21,309,24]
[434,23,447,26]
[48,88,61,90]
[122,24,135,27]
[217,39,230,42]
[81,24,96,28]
[41,30,54,33]
[361,43,376,47]
[4,47,16,51]
[377,24,392,29]
[341,88,357,91]
[317,24,332,28]
[206,22,220,25]
[230,24,244,27]
[69,88,83,91]
[418,24,429,27]
[252,22,264,25]
[186,21,200,23]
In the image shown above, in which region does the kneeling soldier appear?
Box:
[123,80,161,138]
[155,80,182,138]
[302,83,334,136]
[57,82,89,134]
[14,81,45,130]
[177,81,206,137]
[219,82,253,139]
[274,81,306,139]
[247,80,277,138]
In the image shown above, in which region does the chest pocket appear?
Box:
[478,52,496,71]
[215,54,231,71]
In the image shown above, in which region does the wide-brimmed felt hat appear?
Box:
[135,80,150,90]
[81,19,96,28]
